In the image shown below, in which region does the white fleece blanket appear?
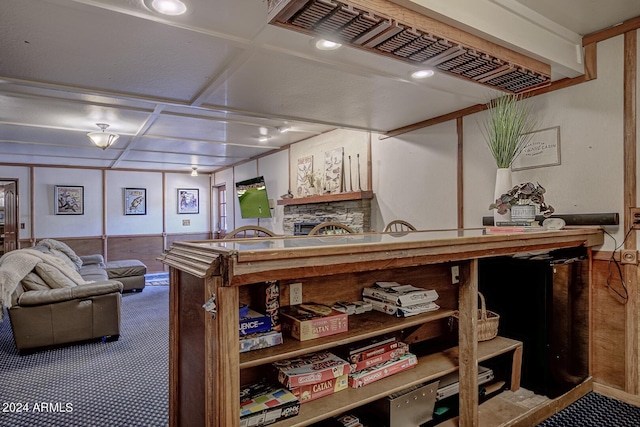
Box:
[0,249,89,320]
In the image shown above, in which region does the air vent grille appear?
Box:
[269,0,551,93]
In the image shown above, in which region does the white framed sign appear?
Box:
[512,126,561,171]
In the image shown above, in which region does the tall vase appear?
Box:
[493,168,512,225]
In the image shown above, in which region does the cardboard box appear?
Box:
[348,353,418,388]
[274,351,351,388]
[349,343,409,372]
[239,381,300,427]
[290,374,348,403]
[280,303,348,341]
[239,308,272,336]
[239,330,283,353]
[342,336,398,363]
[255,281,281,332]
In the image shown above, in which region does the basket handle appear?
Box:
[478,292,488,321]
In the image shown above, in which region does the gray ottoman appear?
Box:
[105,259,147,292]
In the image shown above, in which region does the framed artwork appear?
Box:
[324,147,343,193]
[55,185,84,215]
[512,126,561,171]
[124,188,147,215]
[178,188,199,214]
[296,155,313,197]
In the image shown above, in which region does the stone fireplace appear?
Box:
[280,192,373,235]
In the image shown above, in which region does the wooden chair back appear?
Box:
[383,220,417,232]
[224,225,276,239]
[308,222,355,236]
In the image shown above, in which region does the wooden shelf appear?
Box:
[240,309,455,368]
[276,191,373,206]
[272,336,523,427]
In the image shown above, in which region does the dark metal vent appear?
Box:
[268,0,551,93]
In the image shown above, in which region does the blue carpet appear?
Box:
[0,286,169,427]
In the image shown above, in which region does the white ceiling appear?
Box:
[0,0,639,173]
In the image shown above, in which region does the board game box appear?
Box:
[239,330,283,353]
[290,374,348,403]
[239,308,272,336]
[239,381,300,427]
[348,353,418,388]
[273,351,351,388]
[342,335,398,363]
[349,342,409,372]
[279,303,348,341]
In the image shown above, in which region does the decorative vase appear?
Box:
[493,168,512,225]
[511,204,536,222]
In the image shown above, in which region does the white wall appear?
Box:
[34,168,103,238]
[289,129,369,195]
[371,121,459,231]
[165,173,210,234]
[106,170,163,235]
[369,35,624,249]
[463,35,624,250]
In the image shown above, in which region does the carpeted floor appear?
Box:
[0,286,169,427]
[537,391,640,427]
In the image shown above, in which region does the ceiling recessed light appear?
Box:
[146,0,187,15]
[258,136,271,143]
[411,69,435,79]
[315,39,342,51]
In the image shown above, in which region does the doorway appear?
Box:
[0,179,19,255]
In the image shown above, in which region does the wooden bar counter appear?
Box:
[159,227,604,427]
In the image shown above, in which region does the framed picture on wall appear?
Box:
[55,185,84,215]
[178,188,199,214]
[124,188,147,215]
[512,126,561,171]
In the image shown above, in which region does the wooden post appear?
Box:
[458,259,479,427]
[623,29,638,395]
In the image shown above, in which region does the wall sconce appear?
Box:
[87,123,119,150]
[191,167,198,177]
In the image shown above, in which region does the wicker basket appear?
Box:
[450,292,499,341]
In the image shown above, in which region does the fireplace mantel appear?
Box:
[277,190,374,206]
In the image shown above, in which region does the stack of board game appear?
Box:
[239,305,283,353]
[362,282,440,317]
[279,303,348,341]
[484,220,544,234]
[240,380,300,427]
[341,336,418,388]
[273,351,351,404]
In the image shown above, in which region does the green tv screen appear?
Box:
[236,176,272,219]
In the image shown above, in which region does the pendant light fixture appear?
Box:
[87,123,119,150]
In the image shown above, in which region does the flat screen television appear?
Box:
[235,176,272,219]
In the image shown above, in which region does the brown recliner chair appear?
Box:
[9,280,123,351]
[1,242,125,352]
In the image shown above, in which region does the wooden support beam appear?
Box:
[458,259,478,427]
[623,29,638,396]
[457,117,464,230]
[583,15,640,46]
